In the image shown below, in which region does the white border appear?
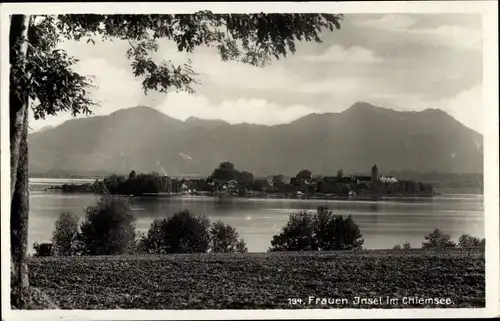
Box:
[1,1,498,320]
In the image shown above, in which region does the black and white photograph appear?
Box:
[1,1,499,320]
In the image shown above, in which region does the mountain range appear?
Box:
[28,102,483,177]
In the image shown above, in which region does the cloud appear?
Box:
[297,73,391,101]
[357,14,416,31]
[299,78,363,96]
[355,14,482,51]
[155,92,320,125]
[303,45,382,64]
[433,84,483,133]
[191,51,299,92]
[370,85,484,133]
[75,58,144,112]
[410,26,482,50]
[368,92,427,103]
[29,57,144,131]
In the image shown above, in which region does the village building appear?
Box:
[379,175,398,183]
[353,175,372,184]
[180,182,191,194]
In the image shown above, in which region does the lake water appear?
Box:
[28,178,484,253]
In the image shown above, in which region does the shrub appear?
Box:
[296,169,312,180]
[234,239,248,253]
[458,234,485,249]
[99,172,169,196]
[33,242,53,257]
[125,172,169,195]
[79,195,137,255]
[269,211,317,252]
[393,241,411,251]
[51,212,80,256]
[102,174,126,194]
[210,221,248,253]
[138,219,169,254]
[135,231,148,254]
[269,206,363,252]
[141,210,211,254]
[402,240,412,250]
[313,207,364,250]
[421,229,456,250]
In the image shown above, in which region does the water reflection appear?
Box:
[28,190,484,253]
[369,202,379,213]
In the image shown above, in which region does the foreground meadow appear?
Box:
[28,249,485,309]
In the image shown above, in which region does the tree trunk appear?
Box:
[11,108,30,309]
[10,14,30,199]
[10,14,31,309]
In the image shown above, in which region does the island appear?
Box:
[45,163,436,200]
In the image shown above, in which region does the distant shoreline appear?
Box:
[139,192,438,201]
[33,186,441,201]
[29,177,484,199]
[29,188,486,202]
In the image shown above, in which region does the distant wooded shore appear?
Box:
[44,185,437,200]
[31,161,486,199]
[37,163,442,201]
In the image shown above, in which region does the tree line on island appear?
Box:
[50,162,436,198]
[33,194,484,258]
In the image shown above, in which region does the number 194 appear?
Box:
[288,298,304,305]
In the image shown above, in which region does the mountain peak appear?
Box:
[185,117,229,126]
[350,101,378,109]
[34,125,54,133]
[108,106,185,125]
[110,106,158,115]
[343,102,398,114]
[421,108,449,116]
[185,116,206,123]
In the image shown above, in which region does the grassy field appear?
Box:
[28,249,485,309]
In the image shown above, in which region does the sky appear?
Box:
[28,13,484,133]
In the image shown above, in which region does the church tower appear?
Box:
[371,164,379,182]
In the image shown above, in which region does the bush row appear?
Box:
[392,230,485,251]
[34,195,248,257]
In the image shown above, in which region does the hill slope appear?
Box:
[28,102,483,177]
